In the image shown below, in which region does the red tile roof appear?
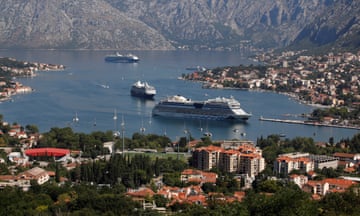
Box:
[126,188,155,198]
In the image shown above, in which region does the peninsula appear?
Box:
[0,57,65,102]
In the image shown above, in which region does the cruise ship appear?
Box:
[152,95,251,121]
[130,81,156,99]
[104,52,139,63]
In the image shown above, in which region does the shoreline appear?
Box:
[259,116,360,131]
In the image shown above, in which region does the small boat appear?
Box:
[131,80,156,99]
[73,112,79,123]
[96,83,110,89]
[203,132,212,137]
[185,66,207,72]
[105,52,139,63]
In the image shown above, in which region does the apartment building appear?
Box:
[274,153,313,176]
[274,152,338,176]
[303,178,356,196]
[192,142,265,177]
[192,145,222,171]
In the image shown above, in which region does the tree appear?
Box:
[25,124,39,134]
[153,194,169,207]
[55,162,60,183]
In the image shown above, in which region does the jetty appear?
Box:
[259,116,360,130]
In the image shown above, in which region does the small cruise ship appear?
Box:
[152,95,251,121]
[104,52,139,63]
[130,81,156,99]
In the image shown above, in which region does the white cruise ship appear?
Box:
[130,81,156,99]
[105,52,139,63]
[152,95,251,121]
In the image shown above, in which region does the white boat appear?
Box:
[105,52,139,63]
[152,95,251,121]
[73,112,79,123]
[130,80,156,99]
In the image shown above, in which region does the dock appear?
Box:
[259,116,360,130]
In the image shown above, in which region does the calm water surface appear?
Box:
[0,50,358,143]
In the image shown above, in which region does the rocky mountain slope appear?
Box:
[0,0,358,51]
[292,0,360,51]
[0,0,174,50]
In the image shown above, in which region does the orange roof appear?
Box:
[186,195,207,205]
[344,167,356,173]
[223,149,240,155]
[126,188,155,198]
[233,191,245,202]
[188,178,202,183]
[188,140,201,147]
[333,152,355,159]
[47,171,55,176]
[311,194,321,200]
[201,172,217,183]
[323,178,356,187]
[277,156,310,163]
[196,145,223,152]
[181,169,202,175]
[0,175,17,181]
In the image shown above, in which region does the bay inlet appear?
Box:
[0,50,358,143]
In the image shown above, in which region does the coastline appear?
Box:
[0,57,65,102]
[259,116,360,131]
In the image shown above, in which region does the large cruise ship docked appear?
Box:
[152,95,251,121]
[130,81,156,99]
[104,52,139,63]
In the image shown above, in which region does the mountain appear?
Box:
[0,0,174,50]
[291,0,360,51]
[0,0,358,51]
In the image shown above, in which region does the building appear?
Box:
[180,169,217,184]
[274,153,313,176]
[303,178,356,196]
[192,142,265,177]
[274,152,338,176]
[18,167,50,185]
[289,174,308,188]
[309,155,338,170]
[333,152,360,168]
[192,145,222,171]
[0,167,50,191]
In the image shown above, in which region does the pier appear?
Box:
[259,116,360,130]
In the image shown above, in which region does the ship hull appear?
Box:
[105,57,139,63]
[131,89,155,99]
[152,109,250,121]
[104,53,139,63]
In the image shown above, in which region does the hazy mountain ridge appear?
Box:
[0,0,358,51]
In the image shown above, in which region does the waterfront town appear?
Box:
[182,50,360,129]
[183,50,360,109]
[0,57,65,102]
[0,52,360,214]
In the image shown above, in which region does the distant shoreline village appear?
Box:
[0,57,65,102]
[182,50,360,130]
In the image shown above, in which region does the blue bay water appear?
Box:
[0,50,358,143]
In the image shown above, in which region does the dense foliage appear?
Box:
[69,154,188,189]
[1,181,359,215]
